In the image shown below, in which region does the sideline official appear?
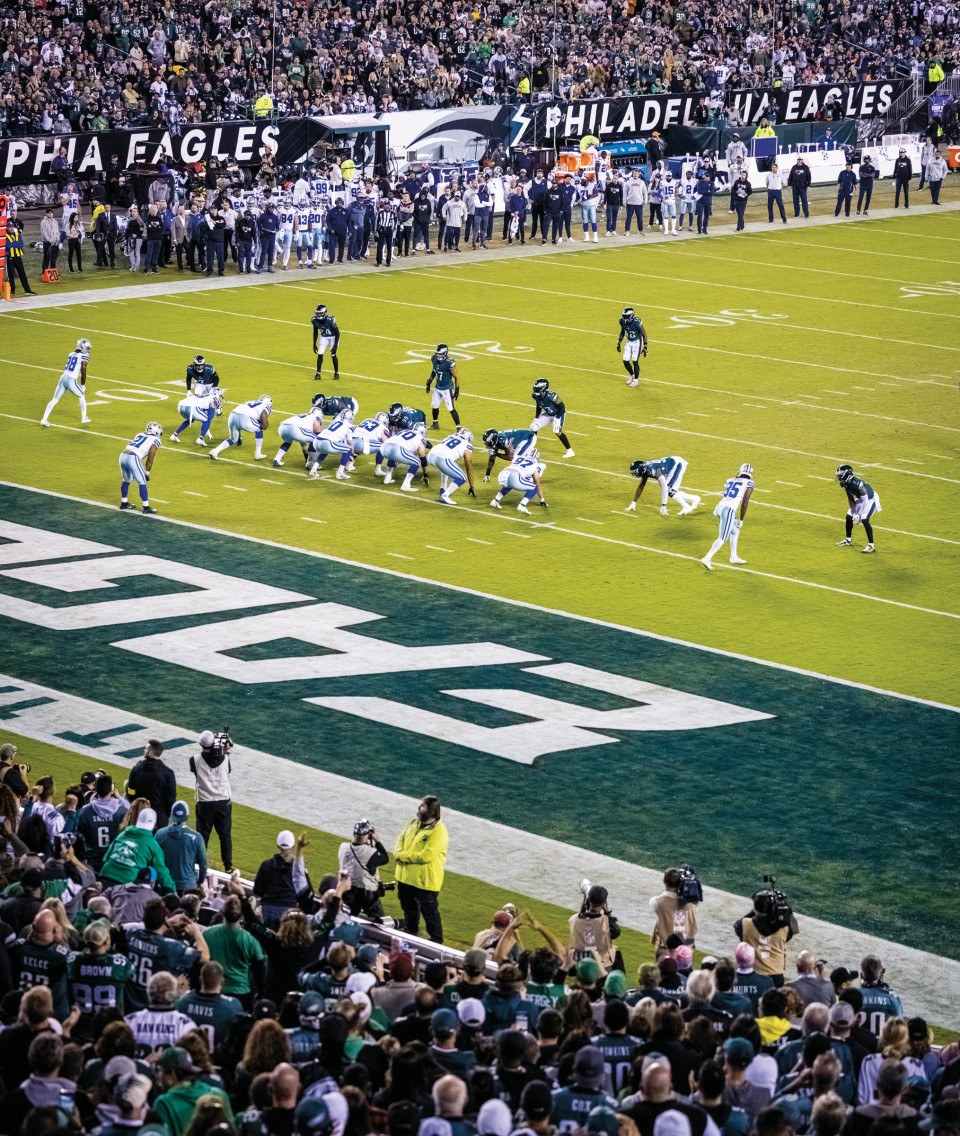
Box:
[394,795,448,943]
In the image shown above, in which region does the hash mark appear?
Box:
[776,481,803,487]
[183,491,207,497]
[302,517,326,524]
[426,545,453,552]
[387,552,414,560]
[223,484,247,491]
[467,537,494,545]
[503,530,531,538]
[577,517,605,525]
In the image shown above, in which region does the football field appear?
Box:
[1,205,958,1020]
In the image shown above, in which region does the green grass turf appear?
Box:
[2,209,958,704]
[0,729,656,970]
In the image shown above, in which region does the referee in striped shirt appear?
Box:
[376,195,398,267]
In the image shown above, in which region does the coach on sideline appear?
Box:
[394,795,448,943]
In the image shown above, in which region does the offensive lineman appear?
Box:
[490,456,549,513]
[273,404,324,467]
[617,306,648,387]
[701,463,754,571]
[835,464,881,553]
[185,354,220,392]
[531,378,575,458]
[311,304,341,381]
[427,427,476,504]
[119,421,162,514]
[209,396,273,461]
[481,428,540,481]
[41,338,92,427]
[626,456,700,515]
[308,409,356,480]
[171,387,223,446]
[352,412,392,476]
[382,422,431,491]
[426,344,462,431]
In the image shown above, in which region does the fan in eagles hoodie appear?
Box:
[76,774,129,873]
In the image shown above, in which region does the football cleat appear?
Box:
[170,433,181,444]
[81,416,91,423]
[729,556,747,564]
[438,491,453,505]
[40,420,49,427]
[836,537,852,546]
[627,378,639,387]
[272,459,283,467]
[862,543,876,553]
[374,467,386,477]
[382,473,394,484]
[335,469,350,480]
[490,499,502,509]
[400,485,419,493]
[517,502,530,514]
[119,502,136,510]
[142,506,158,515]
[700,557,715,571]
[195,435,209,445]
[254,453,267,460]
[564,448,575,458]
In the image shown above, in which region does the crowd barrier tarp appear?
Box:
[0,119,327,187]
[508,81,912,146]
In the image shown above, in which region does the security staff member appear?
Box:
[5,208,36,296]
[787,156,812,218]
[857,155,878,215]
[893,148,913,208]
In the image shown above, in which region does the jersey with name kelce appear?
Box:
[69,951,134,1020]
[12,939,71,1019]
[125,928,200,1011]
[720,476,753,506]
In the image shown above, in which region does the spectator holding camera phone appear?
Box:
[339,818,391,920]
[190,729,234,872]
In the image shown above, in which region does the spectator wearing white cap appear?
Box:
[190,730,234,872]
[99,807,176,892]
[156,802,208,893]
[253,830,309,930]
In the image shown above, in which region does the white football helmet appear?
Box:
[336,408,355,423]
[738,463,754,477]
[375,412,389,427]
[76,337,92,354]
[259,395,273,411]
[145,421,163,438]
[456,427,473,443]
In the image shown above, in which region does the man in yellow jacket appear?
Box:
[394,795,448,943]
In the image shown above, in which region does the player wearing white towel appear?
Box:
[209,396,273,461]
[41,338,92,427]
[701,463,754,571]
[626,456,700,515]
[119,422,162,514]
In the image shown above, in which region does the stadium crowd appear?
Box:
[0,739,958,1136]
[0,0,957,136]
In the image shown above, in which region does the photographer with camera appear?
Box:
[0,742,31,799]
[190,729,234,872]
[338,819,391,920]
[734,877,799,986]
[569,881,622,974]
[650,865,702,960]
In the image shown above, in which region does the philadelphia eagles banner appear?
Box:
[0,119,327,186]
[508,81,912,146]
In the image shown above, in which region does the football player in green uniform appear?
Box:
[481,428,540,480]
[311,304,341,381]
[616,307,648,387]
[835,464,881,553]
[185,354,220,393]
[426,344,461,431]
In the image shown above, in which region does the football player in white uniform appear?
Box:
[381,423,430,492]
[41,339,92,426]
[489,456,549,514]
[209,396,273,461]
[308,409,357,480]
[170,387,224,446]
[276,197,297,269]
[626,456,700,515]
[701,463,754,571]
[273,405,324,467]
[352,412,392,476]
[294,205,316,269]
[426,427,476,505]
[119,421,162,514]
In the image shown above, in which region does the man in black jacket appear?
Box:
[893,148,913,208]
[253,829,307,928]
[604,173,624,235]
[413,190,433,252]
[143,204,164,273]
[787,157,811,217]
[95,203,119,267]
[205,205,227,276]
[857,154,878,215]
[235,209,256,273]
[126,740,176,828]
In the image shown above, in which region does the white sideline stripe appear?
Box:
[412,269,960,390]
[0,674,956,1027]
[163,294,957,434]
[2,478,958,712]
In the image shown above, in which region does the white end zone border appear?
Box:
[0,674,957,1027]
